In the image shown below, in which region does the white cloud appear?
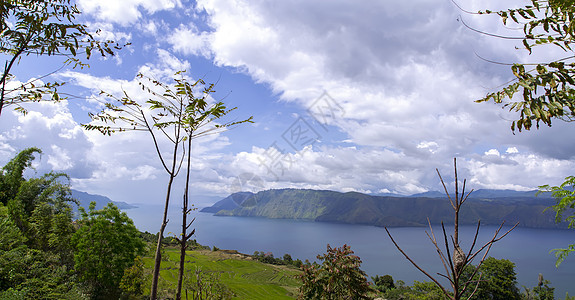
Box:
[0,101,95,179]
[171,0,575,196]
[484,149,500,156]
[78,0,182,26]
[55,50,237,201]
[48,145,74,171]
[168,24,212,57]
[506,147,519,154]
[5,0,575,203]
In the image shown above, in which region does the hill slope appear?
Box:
[71,189,137,210]
[143,248,301,299]
[201,189,563,229]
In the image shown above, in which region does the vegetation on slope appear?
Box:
[143,247,302,299]
[204,189,562,229]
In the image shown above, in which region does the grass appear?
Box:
[142,247,302,299]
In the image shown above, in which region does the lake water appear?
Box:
[125,204,575,297]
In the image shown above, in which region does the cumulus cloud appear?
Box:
[0,101,95,179]
[178,0,575,194]
[78,0,182,26]
[4,0,574,204]
[168,24,212,57]
[56,49,236,202]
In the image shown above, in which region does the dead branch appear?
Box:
[385,158,518,300]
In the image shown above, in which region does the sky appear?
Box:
[1,0,575,206]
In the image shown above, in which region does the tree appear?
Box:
[472,0,575,132]
[523,274,555,300]
[174,75,251,300]
[0,147,76,262]
[71,202,145,299]
[298,244,374,300]
[0,147,41,205]
[385,159,518,300]
[119,256,145,299]
[84,70,252,300]
[462,257,521,300]
[372,274,395,292]
[538,176,575,266]
[0,148,82,299]
[0,0,123,117]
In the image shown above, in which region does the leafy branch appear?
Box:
[454,0,575,132]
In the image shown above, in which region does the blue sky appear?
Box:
[1,0,575,206]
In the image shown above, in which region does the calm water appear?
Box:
[125,204,575,296]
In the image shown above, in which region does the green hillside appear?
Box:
[204,189,563,229]
[143,248,301,299]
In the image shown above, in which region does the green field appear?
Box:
[142,248,302,299]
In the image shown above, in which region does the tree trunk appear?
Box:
[176,136,194,300]
[150,174,175,300]
[176,226,187,300]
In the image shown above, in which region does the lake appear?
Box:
[125,204,575,297]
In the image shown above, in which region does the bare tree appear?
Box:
[385,158,518,300]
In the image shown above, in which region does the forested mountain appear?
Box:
[71,189,137,211]
[201,189,563,229]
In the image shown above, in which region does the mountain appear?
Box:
[200,192,253,213]
[71,189,137,211]
[409,191,446,198]
[409,189,552,199]
[201,188,563,229]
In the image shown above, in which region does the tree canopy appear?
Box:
[72,202,145,299]
[462,257,521,300]
[298,244,373,299]
[0,148,81,299]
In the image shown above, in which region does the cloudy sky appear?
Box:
[1,0,574,206]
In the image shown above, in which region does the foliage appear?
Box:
[0,148,82,299]
[539,175,575,266]
[472,0,575,270]
[8,172,76,253]
[0,147,41,205]
[381,279,446,300]
[523,274,555,300]
[252,251,302,267]
[298,244,373,300]
[372,274,395,292]
[462,257,521,300]
[72,202,145,299]
[119,256,145,299]
[474,0,575,132]
[0,204,28,291]
[84,70,253,137]
[0,0,123,116]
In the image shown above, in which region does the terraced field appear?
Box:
[142,248,302,299]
